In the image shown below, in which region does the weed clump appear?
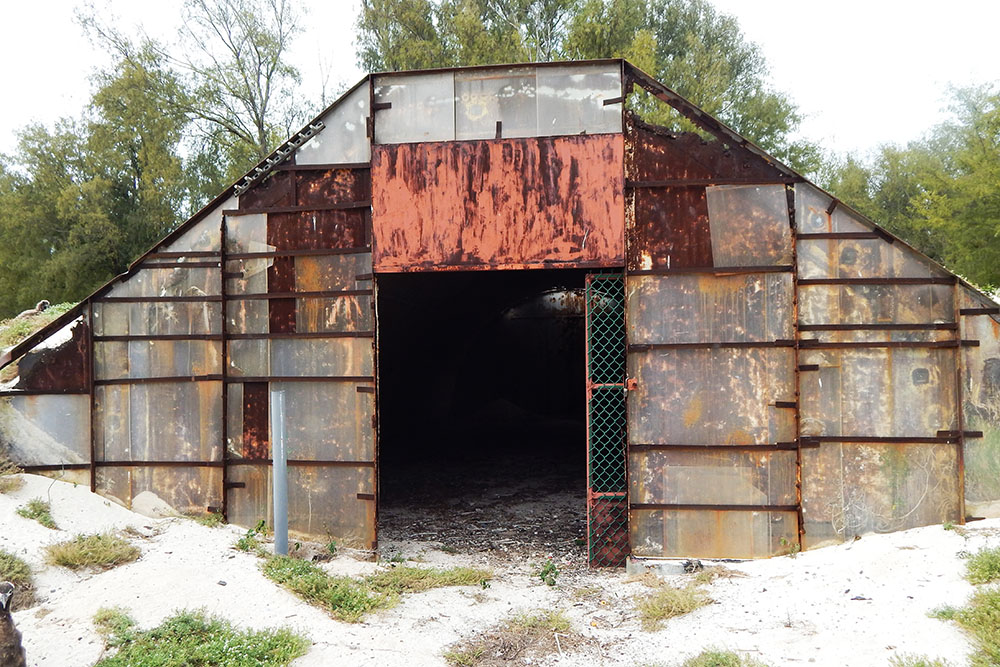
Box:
[967,547,1000,585]
[0,458,23,494]
[443,610,578,666]
[234,519,268,553]
[45,533,139,570]
[681,649,769,667]
[0,549,36,610]
[93,607,308,666]
[263,556,492,623]
[888,654,951,667]
[192,511,225,528]
[536,558,558,586]
[636,581,712,630]
[16,497,56,529]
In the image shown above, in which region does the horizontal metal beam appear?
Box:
[226,331,374,340]
[94,375,224,386]
[629,443,802,452]
[799,277,956,286]
[225,289,372,300]
[226,246,371,260]
[626,178,799,188]
[94,334,223,342]
[798,323,957,331]
[95,295,223,304]
[629,340,795,351]
[225,376,374,383]
[799,340,975,349]
[223,201,371,216]
[630,503,799,513]
[629,265,792,276]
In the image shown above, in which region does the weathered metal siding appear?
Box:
[624,117,801,558]
[223,164,377,548]
[795,183,962,549]
[958,289,1000,519]
[624,117,790,272]
[371,135,625,271]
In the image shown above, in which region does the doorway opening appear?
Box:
[375,268,589,559]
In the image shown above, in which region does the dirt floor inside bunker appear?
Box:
[378,455,589,565]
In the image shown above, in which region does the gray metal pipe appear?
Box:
[270,388,288,556]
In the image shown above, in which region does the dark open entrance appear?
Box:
[375,268,589,558]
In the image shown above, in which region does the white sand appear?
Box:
[3,474,986,666]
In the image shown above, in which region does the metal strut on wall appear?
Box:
[586,272,629,567]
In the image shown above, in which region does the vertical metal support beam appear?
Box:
[220,217,230,519]
[786,184,805,551]
[371,278,380,554]
[87,300,97,493]
[270,388,288,555]
[954,283,967,523]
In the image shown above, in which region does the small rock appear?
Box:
[218,580,227,586]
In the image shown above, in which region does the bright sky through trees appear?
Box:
[2,1,998,156]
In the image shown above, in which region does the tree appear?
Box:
[0,55,189,317]
[354,0,820,173]
[80,0,305,186]
[822,84,1000,290]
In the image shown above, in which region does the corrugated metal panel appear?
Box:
[371,135,625,271]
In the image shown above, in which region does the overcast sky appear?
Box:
[2,0,998,159]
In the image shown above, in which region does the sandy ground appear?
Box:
[2,473,987,666]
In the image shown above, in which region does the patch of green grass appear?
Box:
[967,547,1000,584]
[953,588,1000,667]
[262,557,392,623]
[681,649,769,667]
[0,549,36,611]
[888,654,951,667]
[263,557,492,623]
[0,458,23,494]
[0,302,76,350]
[16,497,57,529]
[191,511,225,528]
[45,533,140,570]
[235,519,268,553]
[368,565,491,594]
[636,583,712,631]
[92,608,308,666]
[443,610,578,666]
[930,606,959,621]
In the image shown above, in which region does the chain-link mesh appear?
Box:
[586,272,628,567]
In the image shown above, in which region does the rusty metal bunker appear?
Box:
[3,60,1000,566]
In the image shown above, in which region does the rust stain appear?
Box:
[12,319,90,392]
[627,187,712,271]
[682,394,703,428]
[371,135,625,271]
[296,167,371,208]
[240,171,293,210]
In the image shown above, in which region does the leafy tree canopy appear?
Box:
[356,0,820,172]
[822,84,1000,292]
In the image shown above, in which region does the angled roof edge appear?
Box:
[621,61,999,309]
[3,60,997,372]
[0,75,373,371]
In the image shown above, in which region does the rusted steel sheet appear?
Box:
[627,347,796,446]
[706,185,793,267]
[240,171,294,210]
[630,508,798,558]
[10,318,90,392]
[959,288,1000,517]
[242,382,269,459]
[371,135,625,272]
[624,117,786,184]
[295,168,371,208]
[627,188,712,270]
[626,273,794,345]
[267,210,367,251]
[801,442,959,549]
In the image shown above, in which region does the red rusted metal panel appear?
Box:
[628,188,712,270]
[267,210,367,251]
[242,382,269,459]
[240,171,294,210]
[10,320,90,392]
[295,168,371,208]
[371,135,625,272]
[625,116,787,183]
[267,257,296,333]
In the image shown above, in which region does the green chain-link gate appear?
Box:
[586,272,628,567]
